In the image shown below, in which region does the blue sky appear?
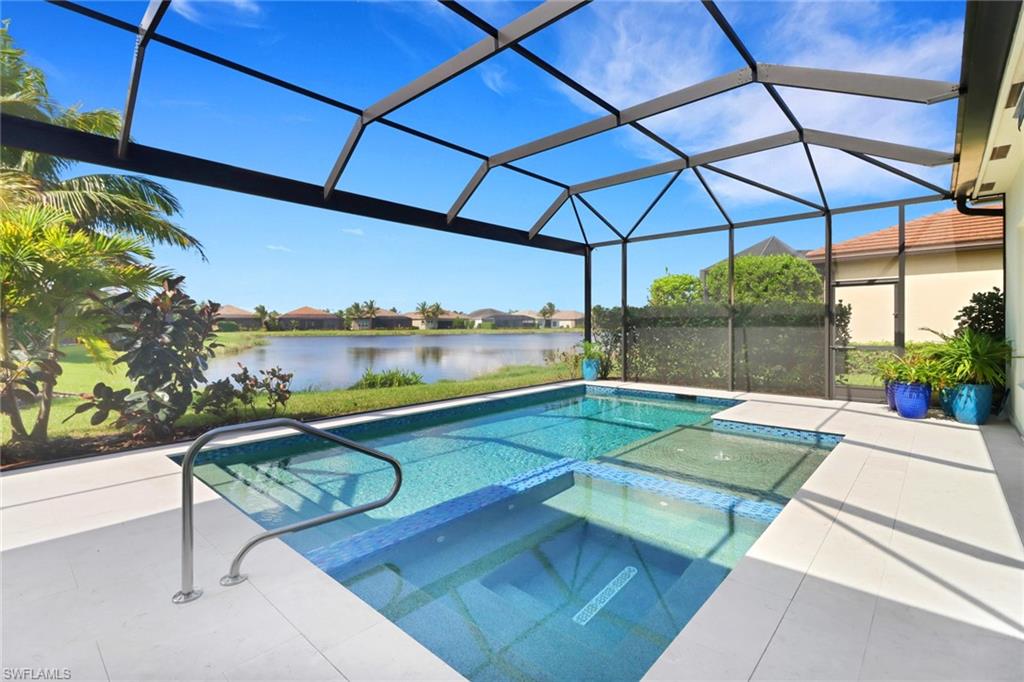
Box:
[5,0,965,312]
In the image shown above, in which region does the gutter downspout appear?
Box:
[956,195,1005,217]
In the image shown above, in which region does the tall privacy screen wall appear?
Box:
[3,0,1012,401]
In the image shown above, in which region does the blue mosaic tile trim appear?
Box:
[195,385,585,465]
[310,456,782,572]
[571,461,783,524]
[696,395,742,408]
[306,458,576,572]
[712,418,843,448]
[585,384,741,408]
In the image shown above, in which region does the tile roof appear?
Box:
[467,308,511,318]
[281,306,334,318]
[806,207,1003,260]
[218,304,255,318]
[551,310,584,320]
[357,308,410,318]
[402,310,460,319]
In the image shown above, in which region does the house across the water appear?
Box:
[279,306,341,331]
[216,304,261,331]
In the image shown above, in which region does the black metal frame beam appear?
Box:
[116,0,170,158]
[46,1,569,194]
[3,115,586,256]
[323,0,588,198]
[438,0,751,229]
[586,193,947,248]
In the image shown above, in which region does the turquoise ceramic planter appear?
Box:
[893,381,931,419]
[939,385,960,417]
[581,358,600,381]
[952,384,993,425]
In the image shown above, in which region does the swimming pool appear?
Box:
[190,384,838,680]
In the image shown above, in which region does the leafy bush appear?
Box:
[72,278,220,438]
[192,363,294,418]
[216,320,240,332]
[705,254,823,304]
[928,328,1012,387]
[546,347,582,379]
[191,378,237,418]
[350,368,423,389]
[648,271,702,306]
[955,287,1004,339]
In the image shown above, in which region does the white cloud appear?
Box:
[551,1,963,205]
[480,64,513,95]
[341,228,364,236]
[266,244,292,252]
[172,0,262,26]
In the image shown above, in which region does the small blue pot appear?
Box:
[938,385,959,417]
[883,380,897,411]
[893,381,931,419]
[952,384,993,425]
[581,358,600,381]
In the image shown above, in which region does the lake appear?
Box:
[207,333,583,391]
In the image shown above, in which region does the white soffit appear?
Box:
[975,8,1024,199]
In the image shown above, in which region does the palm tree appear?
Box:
[361,299,377,328]
[0,205,170,442]
[428,303,443,322]
[415,301,430,328]
[254,305,271,330]
[0,22,202,254]
[540,302,556,328]
[343,302,361,330]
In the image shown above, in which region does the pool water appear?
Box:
[193,389,722,549]
[190,386,834,680]
[334,473,769,681]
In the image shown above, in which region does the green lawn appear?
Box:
[3,362,572,465]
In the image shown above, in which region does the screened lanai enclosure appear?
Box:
[4,0,1011,402]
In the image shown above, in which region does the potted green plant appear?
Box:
[876,356,902,411]
[579,341,604,381]
[891,354,938,419]
[930,328,1012,425]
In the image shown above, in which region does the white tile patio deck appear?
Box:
[2,380,1022,681]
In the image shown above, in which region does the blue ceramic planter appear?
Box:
[581,358,600,381]
[939,385,959,417]
[951,383,993,425]
[893,381,931,419]
[884,380,897,411]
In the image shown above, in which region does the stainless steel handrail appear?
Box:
[172,418,402,604]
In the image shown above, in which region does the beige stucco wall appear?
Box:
[1006,164,1023,434]
[833,249,1003,343]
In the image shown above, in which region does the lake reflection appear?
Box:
[207,333,582,391]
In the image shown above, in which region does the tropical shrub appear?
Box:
[545,347,582,380]
[648,271,702,306]
[261,366,293,413]
[191,378,237,418]
[704,254,822,304]
[954,287,1004,339]
[1,205,169,443]
[193,364,294,417]
[350,368,423,389]
[217,320,240,332]
[72,278,221,438]
[928,328,1012,387]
